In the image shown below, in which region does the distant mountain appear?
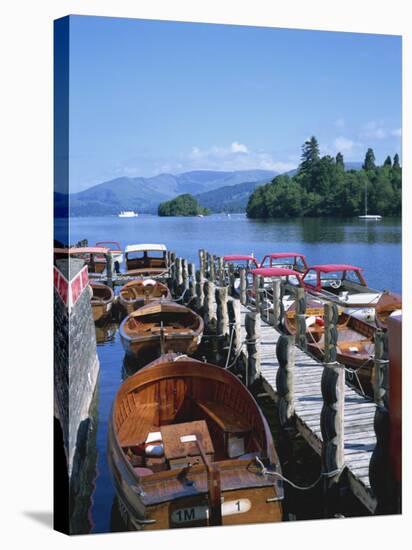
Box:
[58,170,278,216]
[196,180,270,213]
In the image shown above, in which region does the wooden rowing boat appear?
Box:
[119,279,171,315]
[107,354,284,530]
[375,291,402,330]
[119,300,204,365]
[90,281,114,323]
[125,243,169,277]
[285,297,376,396]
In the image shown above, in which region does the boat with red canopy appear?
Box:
[248,267,304,313]
[259,252,308,273]
[302,264,382,322]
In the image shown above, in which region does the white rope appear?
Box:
[254,457,345,491]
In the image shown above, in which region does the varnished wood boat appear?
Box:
[107,354,284,530]
[90,281,114,323]
[119,279,171,315]
[375,291,402,330]
[285,297,376,396]
[119,300,204,364]
[125,244,169,277]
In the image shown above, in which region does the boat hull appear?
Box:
[120,332,201,365]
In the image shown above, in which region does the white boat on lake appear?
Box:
[118,210,138,218]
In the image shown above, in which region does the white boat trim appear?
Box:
[125,243,167,253]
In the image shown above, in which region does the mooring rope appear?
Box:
[253,457,345,491]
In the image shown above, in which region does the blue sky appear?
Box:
[68,16,402,192]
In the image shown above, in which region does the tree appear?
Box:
[158,194,210,216]
[393,153,400,168]
[363,148,376,171]
[299,136,320,174]
[336,152,344,169]
[384,155,392,167]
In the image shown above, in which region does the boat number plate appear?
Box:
[171,499,251,524]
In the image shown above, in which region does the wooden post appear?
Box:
[105,253,113,288]
[175,257,183,296]
[169,251,176,292]
[294,287,307,350]
[195,269,205,312]
[254,274,261,313]
[217,256,225,287]
[188,262,196,305]
[272,278,281,328]
[182,258,189,302]
[227,298,241,368]
[370,328,394,514]
[199,249,206,279]
[215,286,229,364]
[245,311,261,387]
[276,335,295,427]
[209,254,216,283]
[239,268,247,306]
[320,302,344,517]
[203,280,217,333]
[227,264,235,296]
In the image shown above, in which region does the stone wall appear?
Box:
[54,259,100,475]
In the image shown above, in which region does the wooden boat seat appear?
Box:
[195,400,252,434]
[118,403,159,448]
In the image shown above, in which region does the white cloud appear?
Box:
[360,121,387,140]
[187,142,295,173]
[391,128,402,137]
[230,141,248,153]
[333,136,363,153]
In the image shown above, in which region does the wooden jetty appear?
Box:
[238,303,377,513]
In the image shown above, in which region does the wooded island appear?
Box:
[246,137,401,218]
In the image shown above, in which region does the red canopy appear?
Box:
[251,267,302,278]
[224,255,256,261]
[306,264,363,273]
[264,252,306,259]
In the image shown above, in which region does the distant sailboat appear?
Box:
[358,181,382,220]
[118,210,138,218]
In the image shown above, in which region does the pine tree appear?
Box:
[363,148,376,171]
[393,153,400,168]
[384,155,392,167]
[299,136,320,174]
[336,152,344,169]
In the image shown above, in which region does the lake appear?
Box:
[58,214,401,292]
[59,214,401,533]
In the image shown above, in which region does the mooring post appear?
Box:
[199,249,206,278]
[245,311,261,387]
[276,335,296,427]
[217,256,225,287]
[321,302,345,518]
[227,264,235,296]
[254,274,261,313]
[272,278,281,328]
[370,328,393,514]
[209,254,216,283]
[195,269,205,312]
[174,257,183,296]
[226,298,241,369]
[182,258,189,302]
[105,253,113,288]
[239,268,247,306]
[169,251,176,292]
[294,287,307,350]
[188,262,196,305]
[203,280,217,333]
[215,286,230,364]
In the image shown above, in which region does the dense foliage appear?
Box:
[246,137,401,218]
[158,193,210,216]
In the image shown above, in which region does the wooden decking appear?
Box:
[239,303,377,513]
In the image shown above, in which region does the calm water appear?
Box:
[59,215,401,533]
